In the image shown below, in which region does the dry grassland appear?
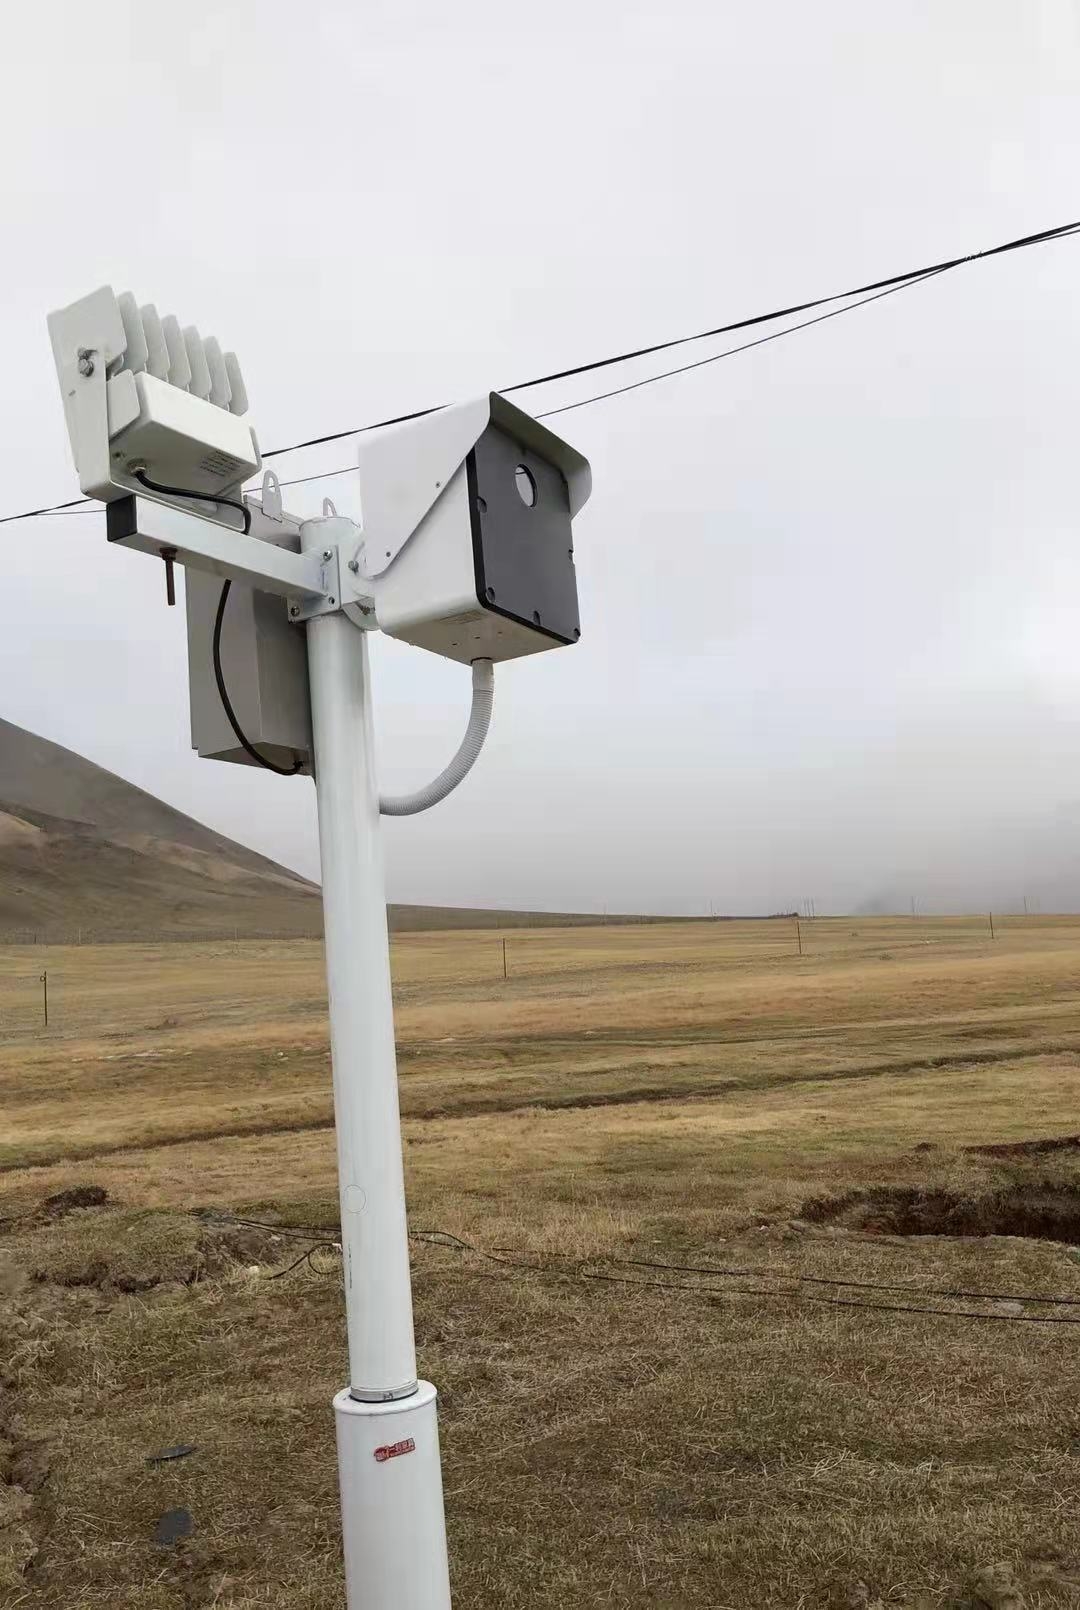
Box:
[3,916,1080,1608]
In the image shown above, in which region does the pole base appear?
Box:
[334,1382,452,1610]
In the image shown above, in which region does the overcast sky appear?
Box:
[2,2,1080,915]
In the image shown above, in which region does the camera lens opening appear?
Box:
[514,465,538,508]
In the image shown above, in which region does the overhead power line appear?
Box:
[257,214,1080,459]
[535,262,953,419]
[5,493,94,523]
[29,459,359,517]
[505,217,1080,398]
[5,214,1078,527]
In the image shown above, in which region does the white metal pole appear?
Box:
[302,517,452,1610]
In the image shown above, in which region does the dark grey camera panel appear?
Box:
[466,425,581,644]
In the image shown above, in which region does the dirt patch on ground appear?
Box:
[0,1183,111,1236]
[42,1183,109,1217]
[968,1134,1080,1161]
[24,1208,289,1293]
[801,1182,1080,1243]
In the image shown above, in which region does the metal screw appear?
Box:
[347,558,360,574]
[322,548,333,561]
[77,350,94,376]
[289,605,300,618]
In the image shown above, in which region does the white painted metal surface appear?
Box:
[48,286,255,501]
[370,462,540,662]
[301,516,421,1400]
[334,1385,451,1610]
[120,372,259,492]
[355,391,592,577]
[303,512,453,1604]
[107,493,326,599]
[45,294,597,1606]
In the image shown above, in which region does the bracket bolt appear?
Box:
[347,558,360,574]
[322,548,333,561]
[289,605,300,618]
[77,350,94,376]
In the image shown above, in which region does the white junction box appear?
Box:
[106,370,260,495]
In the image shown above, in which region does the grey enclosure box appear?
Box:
[185,571,313,772]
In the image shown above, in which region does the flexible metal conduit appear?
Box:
[378,659,494,816]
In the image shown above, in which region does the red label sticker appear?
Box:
[374,1437,416,1464]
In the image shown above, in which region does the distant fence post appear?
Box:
[796,916,802,957]
[502,938,508,981]
[40,970,48,1028]
[989,912,995,941]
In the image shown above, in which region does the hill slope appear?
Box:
[0,718,321,940]
[0,720,642,940]
[0,719,300,881]
[0,724,659,940]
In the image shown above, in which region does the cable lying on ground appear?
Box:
[408,1230,1080,1328]
[212,1213,1080,1326]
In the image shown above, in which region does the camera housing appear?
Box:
[358,393,591,664]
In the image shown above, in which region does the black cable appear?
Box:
[409,1229,1080,1327]
[268,1241,340,1280]
[411,1228,478,1253]
[133,469,251,534]
[535,263,955,420]
[542,1264,1080,1327]
[584,1262,1080,1327]
[507,216,1080,398]
[130,472,304,779]
[604,1252,1080,1309]
[258,216,1080,460]
[199,1212,340,1280]
[218,1216,1080,1313]
[180,249,1080,495]
[262,403,439,462]
[266,465,357,492]
[11,496,95,519]
[212,582,304,777]
[25,462,359,521]
[267,266,961,468]
[207,1211,340,1240]
[186,1212,1080,1325]
[6,213,1079,524]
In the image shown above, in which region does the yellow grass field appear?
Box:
[4,915,1080,1608]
